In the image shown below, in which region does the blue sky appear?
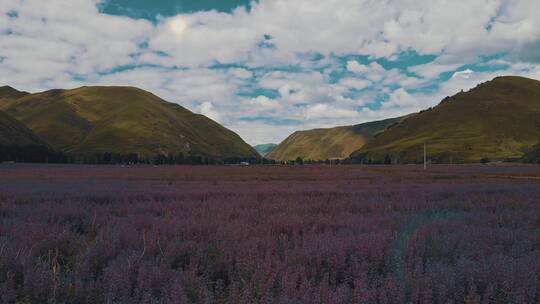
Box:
[1,0,540,144]
[99,0,255,18]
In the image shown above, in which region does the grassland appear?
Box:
[0,86,29,100]
[352,76,540,163]
[0,86,258,160]
[268,117,402,161]
[0,110,45,147]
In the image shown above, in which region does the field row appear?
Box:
[1,165,539,303]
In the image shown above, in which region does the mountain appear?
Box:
[351,76,540,164]
[0,86,29,100]
[0,86,258,160]
[0,110,45,147]
[267,117,403,161]
[0,110,61,162]
[253,143,278,156]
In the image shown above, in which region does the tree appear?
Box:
[524,144,540,163]
[178,152,185,164]
[295,156,304,165]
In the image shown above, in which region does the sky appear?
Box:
[1,0,540,145]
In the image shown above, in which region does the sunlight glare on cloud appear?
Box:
[169,16,189,39]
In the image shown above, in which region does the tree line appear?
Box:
[0,146,277,165]
[3,145,540,165]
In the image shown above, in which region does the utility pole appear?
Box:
[424,143,427,170]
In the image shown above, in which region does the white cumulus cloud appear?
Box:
[1,0,540,144]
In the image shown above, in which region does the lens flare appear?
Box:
[169,17,188,38]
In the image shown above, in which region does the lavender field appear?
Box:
[1,164,539,303]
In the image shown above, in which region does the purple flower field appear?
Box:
[1,164,539,303]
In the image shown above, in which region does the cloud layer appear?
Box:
[1,0,540,144]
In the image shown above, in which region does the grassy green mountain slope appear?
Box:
[351,76,540,163]
[0,110,45,147]
[0,110,62,162]
[254,143,277,156]
[0,86,258,159]
[267,117,403,161]
[0,86,29,101]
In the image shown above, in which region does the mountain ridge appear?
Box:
[253,143,278,157]
[0,110,46,147]
[2,75,539,164]
[267,116,404,161]
[0,86,29,100]
[351,76,540,163]
[0,109,63,162]
[0,85,259,160]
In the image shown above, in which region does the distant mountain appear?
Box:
[351,76,540,163]
[253,143,278,156]
[267,117,403,161]
[0,110,61,162]
[0,86,29,100]
[0,86,258,160]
